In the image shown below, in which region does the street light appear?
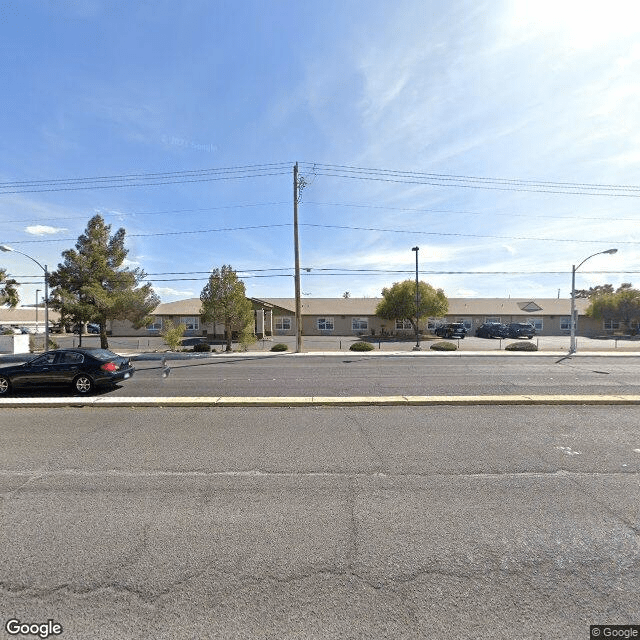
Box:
[569,248,618,354]
[35,288,41,333]
[412,247,420,350]
[0,245,50,351]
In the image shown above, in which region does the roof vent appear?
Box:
[519,301,542,312]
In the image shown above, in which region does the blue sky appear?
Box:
[1,0,639,305]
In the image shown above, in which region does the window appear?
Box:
[275,317,291,331]
[604,319,620,331]
[530,319,543,331]
[560,317,571,331]
[459,318,472,330]
[61,352,84,364]
[181,317,199,331]
[317,317,334,331]
[485,317,500,324]
[395,319,413,330]
[147,317,162,331]
[352,317,368,331]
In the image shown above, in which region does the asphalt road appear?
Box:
[38,353,640,398]
[1,405,639,639]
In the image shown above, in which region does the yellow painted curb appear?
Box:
[0,395,639,408]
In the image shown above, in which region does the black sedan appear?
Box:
[0,348,134,395]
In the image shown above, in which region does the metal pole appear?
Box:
[293,162,303,353]
[568,248,617,355]
[44,265,49,351]
[412,246,420,350]
[569,264,576,354]
[35,289,40,333]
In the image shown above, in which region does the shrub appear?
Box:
[161,320,186,351]
[270,343,288,352]
[193,342,211,352]
[505,341,538,351]
[430,341,457,351]
[350,341,374,351]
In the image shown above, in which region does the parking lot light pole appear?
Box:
[35,288,41,333]
[412,247,420,350]
[569,248,618,354]
[0,245,50,351]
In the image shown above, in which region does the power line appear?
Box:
[4,160,640,197]
[304,201,640,224]
[5,202,289,225]
[0,163,291,195]
[2,220,633,246]
[299,163,640,197]
[10,269,640,287]
[300,223,640,245]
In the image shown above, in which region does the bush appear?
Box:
[161,320,186,351]
[350,341,374,351]
[270,343,288,352]
[192,342,211,352]
[430,341,457,351]
[505,341,538,351]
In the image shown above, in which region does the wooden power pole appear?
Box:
[293,162,303,352]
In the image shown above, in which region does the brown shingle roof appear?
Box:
[150,297,589,317]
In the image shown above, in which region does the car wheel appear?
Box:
[0,375,10,395]
[73,375,93,394]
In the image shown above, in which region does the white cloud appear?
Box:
[153,286,196,302]
[24,225,67,235]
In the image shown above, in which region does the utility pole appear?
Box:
[293,162,303,352]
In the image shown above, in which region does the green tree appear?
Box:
[0,269,19,308]
[586,284,640,334]
[49,215,159,349]
[161,320,186,351]
[574,284,614,299]
[375,280,448,332]
[200,265,254,351]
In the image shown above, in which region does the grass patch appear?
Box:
[270,343,289,352]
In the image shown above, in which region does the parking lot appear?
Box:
[23,331,640,354]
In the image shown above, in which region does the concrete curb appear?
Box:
[1,394,639,408]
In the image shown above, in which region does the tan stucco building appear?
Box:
[105,296,612,338]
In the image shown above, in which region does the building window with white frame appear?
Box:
[530,318,543,331]
[604,319,620,331]
[181,316,199,331]
[147,317,163,331]
[560,317,571,331]
[351,317,368,331]
[485,317,500,324]
[317,317,334,331]
[395,319,413,330]
[275,316,292,331]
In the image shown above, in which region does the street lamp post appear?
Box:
[0,245,50,351]
[412,247,420,350]
[569,248,618,354]
[35,288,41,333]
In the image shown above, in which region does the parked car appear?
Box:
[475,322,509,338]
[1,325,23,335]
[0,348,134,395]
[506,322,536,339]
[18,326,37,334]
[434,322,467,339]
[87,323,100,334]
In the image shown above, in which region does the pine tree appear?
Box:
[49,215,159,348]
[200,265,254,351]
[0,269,19,308]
